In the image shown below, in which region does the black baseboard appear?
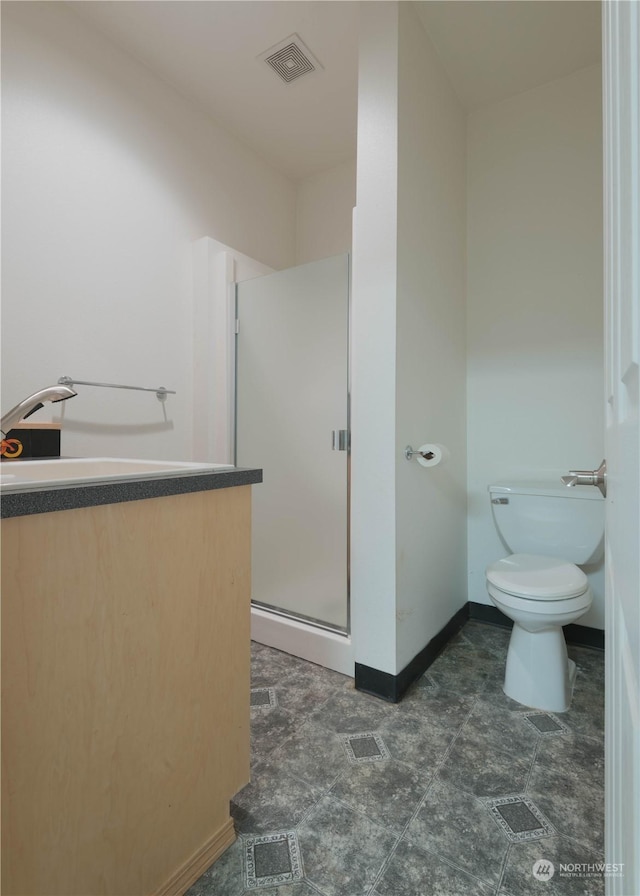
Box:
[564,623,605,650]
[468,601,512,628]
[355,600,604,704]
[354,604,469,703]
[467,600,605,650]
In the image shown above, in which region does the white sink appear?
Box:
[0,457,234,493]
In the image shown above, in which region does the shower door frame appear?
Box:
[233,254,354,673]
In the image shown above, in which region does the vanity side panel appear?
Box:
[1,485,251,896]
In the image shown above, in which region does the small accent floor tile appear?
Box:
[244,831,303,890]
[251,687,278,709]
[342,732,390,763]
[521,711,571,736]
[485,796,556,843]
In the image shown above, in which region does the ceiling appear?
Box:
[67,1,602,183]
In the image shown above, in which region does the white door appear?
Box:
[235,254,350,632]
[603,3,640,894]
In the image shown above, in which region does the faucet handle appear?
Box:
[561,459,607,498]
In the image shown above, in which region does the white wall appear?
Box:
[295,158,356,265]
[351,1,400,676]
[351,2,467,677]
[395,3,468,669]
[3,0,606,649]
[1,2,296,461]
[466,65,605,627]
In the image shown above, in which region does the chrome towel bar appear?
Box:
[58,376,176,402]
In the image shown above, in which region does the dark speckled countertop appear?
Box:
[1,466,263,518]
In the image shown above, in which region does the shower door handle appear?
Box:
[331,430,349,451]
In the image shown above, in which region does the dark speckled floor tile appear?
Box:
[404,779,509,887]
[462,621,512,657]
[273,665,343,717]
[438,732,534,799]
[377,709,457,774]
[561,703,604,743]
[395,685,475,729]
[527,736,605,852]
[281,656,349,691]
[187,627,603,896]
[267,720,349,791]
[561,676,605,741]
[297,794,398,896]
[481,670,538,712]
[568,645,605,676]
[499,836,605,895]
[251,642,300,687]
[231,756,323,834]
[428,643,501,695]
[375,838,496,896]
[307,686,397,734]
[330,757,429,832]
[250,704,300,767]
[462,698,539,760]
[436,640,502,671]
[533,735,605,791]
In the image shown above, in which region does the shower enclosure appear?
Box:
[235,254,351,669]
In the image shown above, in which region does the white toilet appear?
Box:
[486,480,604,712]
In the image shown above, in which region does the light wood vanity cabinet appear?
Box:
[1,475,258,896]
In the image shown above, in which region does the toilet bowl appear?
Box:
[486,554,593,711]
[486,481,604,713]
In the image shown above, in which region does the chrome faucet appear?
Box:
[561,459,607,498]
[1,385,77,438]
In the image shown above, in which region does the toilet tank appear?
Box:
[489,480,605,564]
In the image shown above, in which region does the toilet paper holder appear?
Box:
[404,445,435,462]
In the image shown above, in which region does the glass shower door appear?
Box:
[235,254,349,632]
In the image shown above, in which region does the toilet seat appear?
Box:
[487,581,592,617]
[486,553,589,601]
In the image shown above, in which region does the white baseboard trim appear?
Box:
[250,606,354,677]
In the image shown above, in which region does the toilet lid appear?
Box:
[486,554,589,600]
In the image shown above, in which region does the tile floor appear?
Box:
[187,620,605,896]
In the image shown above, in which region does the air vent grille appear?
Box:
[259,34,323,85]
[266,43,315,83]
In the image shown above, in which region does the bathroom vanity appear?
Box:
[1,461,262,896]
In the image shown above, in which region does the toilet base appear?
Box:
[503,624,576,712]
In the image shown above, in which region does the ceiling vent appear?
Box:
[259,33,323,84]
